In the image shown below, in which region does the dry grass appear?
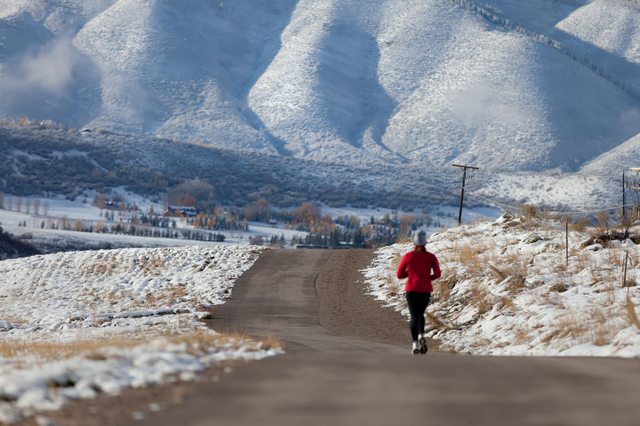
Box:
[590,306,608,324]
[472,336,493,348]
[380,252,405,298]
[576,250,591,264]
[520,204,537,220]
[568,245,580,257]
[426,312,456,331]
[135,254,167,276]
[606,249,624,267]
[468,284,493,317]
[627,294,640,329]
[458,244,479,264]
[82,259,120,276]
[600,280,619,308]
[0,331,283,363]
[103,289,137,306]
[512,326,530,345]
[593,329,609,346]
[589,306,614,346]
[551,313,588,340]
[167,331,283,352]
[576,248,599,285]
[488,263,507,281]
[497,296,516,313]
[487,254,527,294]
[457,244,486,274]
[258,335,285,351]
[435,269,458,302]
[553,259,568,273]
[0,337,143,361]
[391,252,403,269]
[539,330,556,344]
[143,286,187,307]
[497,251,530,279]
[595,211,610,236]
[549,282,568,293]
[569,219,589,233]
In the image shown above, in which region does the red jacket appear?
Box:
[397,247,441,293]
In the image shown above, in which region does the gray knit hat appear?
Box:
[414,230,427,246]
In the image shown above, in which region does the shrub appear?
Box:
[520,204,537,219]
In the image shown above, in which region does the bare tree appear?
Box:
[34,199,41,216]
[292,203,321,226]
[15,197,22,213]
[0,192,4,209]
[399,215,414,235]
[97,193,106,215]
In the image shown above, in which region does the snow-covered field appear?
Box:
[1,194,502,253]
[364,214,640,357]
[0,245,279,423]
[0,194,310,251]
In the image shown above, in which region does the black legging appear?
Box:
[406,291,431,341]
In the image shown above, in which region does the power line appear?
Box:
[464,191,522,211]
[465,191,637,216]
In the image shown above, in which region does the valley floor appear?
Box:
[3,212,640,423]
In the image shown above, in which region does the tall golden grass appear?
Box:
[0,331,283,362]
[627,294,640,330]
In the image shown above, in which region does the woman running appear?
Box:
[396,230,441,354]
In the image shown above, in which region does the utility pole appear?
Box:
[622,171,626,221]
[452,164,479,226]
[622,250,629,288]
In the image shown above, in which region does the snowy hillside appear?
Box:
[364,214,640,357]
[556,0,640,74]
[0,245,281,422]
[1,1,640,209]
[0,121,454,209]
[0,1,639,170]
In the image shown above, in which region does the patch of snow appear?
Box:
[0,245,281,423]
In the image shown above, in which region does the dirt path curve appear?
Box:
[133,249,640,426]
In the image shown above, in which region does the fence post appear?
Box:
[565,219,569,267]
[622,250,629,288]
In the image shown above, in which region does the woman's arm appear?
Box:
[397,254,409,279]
[430,255,441,280]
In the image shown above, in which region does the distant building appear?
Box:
[164,206,199,218]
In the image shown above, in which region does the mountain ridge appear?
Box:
[1,0,640,208]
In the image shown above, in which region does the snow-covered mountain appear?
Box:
[1,0,640,205]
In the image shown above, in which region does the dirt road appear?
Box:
[126,249,640,426]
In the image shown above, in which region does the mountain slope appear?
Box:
[74,0,298,153]
[0,0,639,204]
